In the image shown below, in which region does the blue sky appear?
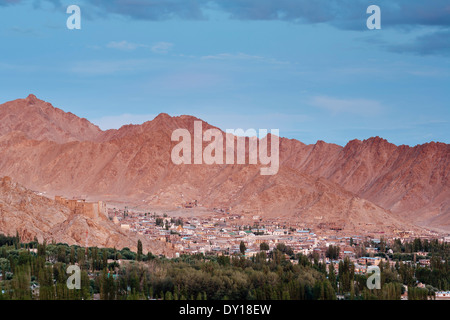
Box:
[0,0,449,146]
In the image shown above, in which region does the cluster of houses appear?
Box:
[109,210,397,263]
[108,208,450,283]
[112,210,320,256]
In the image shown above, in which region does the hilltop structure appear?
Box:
[55,196,107,220]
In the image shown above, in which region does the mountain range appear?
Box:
[0,94,448,241]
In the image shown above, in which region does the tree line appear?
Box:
[0,234,447,300]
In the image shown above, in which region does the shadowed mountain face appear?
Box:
[0,95,448,234]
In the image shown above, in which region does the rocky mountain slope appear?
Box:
[0,176,171,254]
[0,95,448,234]
[0,95,103,143]
[279,137,450,231]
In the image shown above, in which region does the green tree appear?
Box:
[0,258,10,273]
[328,263,337,291]
[38,266,55,300]
[70,247,76,264]
[100,270,116,300]
[326,245,340,260]
[11,265,32,300]
[239,241,246,255]
[137,240,143,262]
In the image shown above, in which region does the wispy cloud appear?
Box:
[0,0,21,6]
[202,53,263,60]
[147,72,225,90]
[9,26,38,35]
[201,52,290,65]
[85,0,206,20]
[388,30,450,56]
[151,42,174,54]
[106,40,148,51]
[105,41,174,54]
[309,96,384,116]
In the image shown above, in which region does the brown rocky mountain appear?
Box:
[0,94,103,143]
[0,176,171,254]
[280,137,450,232]
[0,95,448,235]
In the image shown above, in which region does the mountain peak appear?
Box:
[155,112,171,119]
[0,95,102,143]
[25,94,39,104]
[366,136,387,144]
